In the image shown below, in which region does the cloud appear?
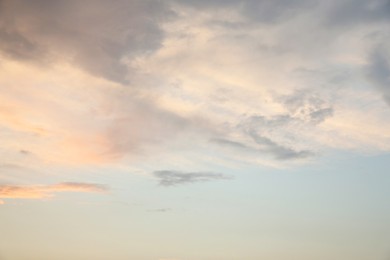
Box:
[207,90,334,161]
[49,182,107,193]
[211,131,314,161]
[0,182,108,203]
[210,138,252,150]
[0,0,390,174]
[153,170,232,186]
[136,0,390,163]
[174,0,312,24]
[147,208,172,213]
[0,60,204,166]
[248,131,314,160]
[0,0,172,83]
[366,46,390,106]
[232,113,318,160]
[324,0,390,28]
[281,90,334,124]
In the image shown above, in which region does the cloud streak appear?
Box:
[153,170,232,186]
[0,182,108,203]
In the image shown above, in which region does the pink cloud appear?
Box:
[0,182,107,204]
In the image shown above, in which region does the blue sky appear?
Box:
[0,0,389,259]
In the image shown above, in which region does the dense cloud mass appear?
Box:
[0,0,389,178]
[0,0,171,83]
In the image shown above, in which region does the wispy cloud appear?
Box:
[147,208,172,213]
[248,131,314,160]
[211,110,319,162]
[0,182,108,203]
[153,170,232,186]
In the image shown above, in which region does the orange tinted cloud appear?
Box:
[0,182,107,203]
[0,60,192,167]
[48,182,107,193]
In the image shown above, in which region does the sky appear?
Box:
[0,0,389,259]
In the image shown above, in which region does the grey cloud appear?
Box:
[1,0,386,87]
[174,0,312,24]
[18,150,31,156]
[0,163,24,170]
[211,132,314,160]
[172,0,238,8]
[240,0,312,23]
[248,131,314,160]
[309,107,333,123]
[245,114,293,128]
[231,113,317,160]
[325,0,390,28]
[153,170,232,186]
[147,208,172,213]
[0,29,45,61]
[176,0,389,30]
[178,0,389,67]
[366,47,390,106]
[210,138,251,150]
[0,0,172,83]
[282,90,334,124]
[2,0,386,86]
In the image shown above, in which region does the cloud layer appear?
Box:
[0,0,389,176]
